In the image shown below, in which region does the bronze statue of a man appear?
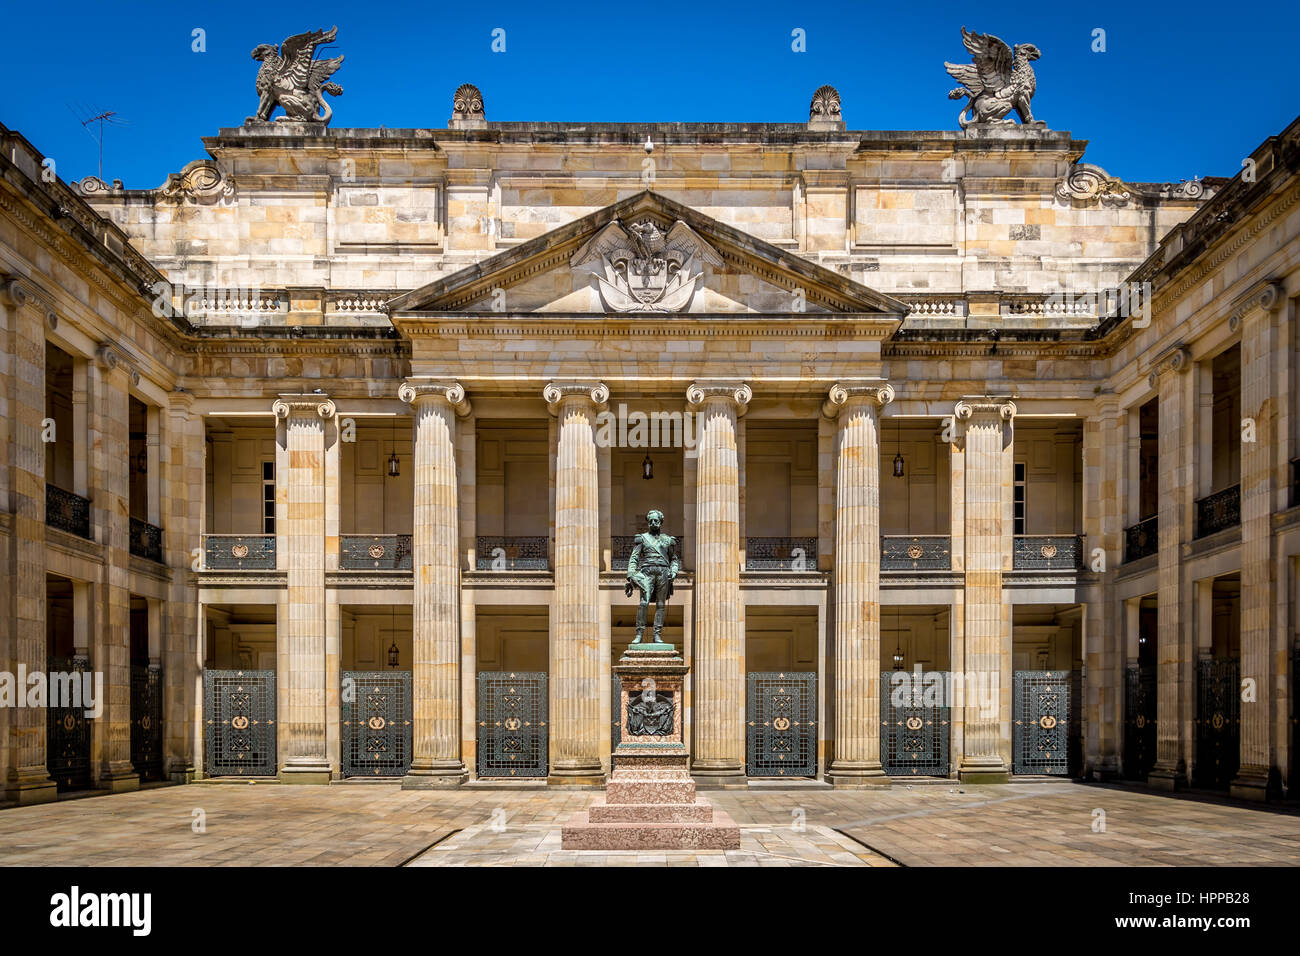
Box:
[625,509,679,644]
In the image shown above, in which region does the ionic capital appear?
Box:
[822,381,894,418]
[398,380,471,417]
[685,381,751,417]
[95,342,141,386]
[954,397,1017,422]
[543,381,609,415]
[273,393,336,421]
[1145,345,1190,389]
[1228,279,1284,332]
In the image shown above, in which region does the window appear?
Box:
[1013,462,1026,535]
[262,461,275,534]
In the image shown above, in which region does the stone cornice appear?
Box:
[273,393,337,420]
[398,380,471,416]
[822,381,894,418]
[543,382,610,414]
[1146,345,1190,388]
[397,313,896,339]
[685,382,752,415]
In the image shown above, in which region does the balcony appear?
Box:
[1195,485,1240,538]
[612,535,687,571]
[881,535,951,571]
[476,535,548,571]
[744,537,817,572]
[1013,535,1084,571]
[46,484,91,539]
[129,517,164,563]
[203,534,276,570]
[340,534,411,570]
[1124,516,1158,563]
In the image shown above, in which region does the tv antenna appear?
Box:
[68,102,128,182]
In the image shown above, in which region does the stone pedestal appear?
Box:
[561,646,740,850]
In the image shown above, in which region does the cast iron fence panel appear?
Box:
[880,670,950,776]
[129,517,164,563]
[1013,671,1072,775]
[746,672,816,777]
[46,484,91,539]
[476,536,548,571]
[611,535,687,571]
[1123,665,1157,779]
[46,655,92,791]
[1194,657,1240,789]
[881,535,951,571]
[1124,516,1158,563]
[341,671,411,777]
[476,672,548,777]
[204,669,277,776]
[1195,485,1240,538]
[340,534,412,570]
[1013,535,1084,571]
[130,664,164,781]
[744,537,818,571]
[203,534,276,570]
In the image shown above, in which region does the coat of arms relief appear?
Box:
[570,218,723,313]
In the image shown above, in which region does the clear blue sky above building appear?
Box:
[2,0,1296,187]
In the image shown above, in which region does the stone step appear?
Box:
[605,779,697,805]
[607,768,688,780]
[587,796,714,823]
[561,809,741,850]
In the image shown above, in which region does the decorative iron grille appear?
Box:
[130,664,164,781]
[1123,665,1157,779]
[202,534,276,570]
[1012,535,1083,571]
[204,669,277,776]
[340,534,412,570]
[1194,657,1240,789]
[46,484,91,539]
[1013,671,1072,775]
[476,536,549,571]
[1124,516,1158,563]
[1195,485,1240,538]
[881,535,951,571]
[341,671,412,777]
[129,517,164,563]
[744,537,817,571]
[746,672,816,776]
[476,672,547,777]
[611,535,687,571]
[46,655,92,791]
[880,670,950,776]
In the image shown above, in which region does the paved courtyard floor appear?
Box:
[0,781,1296,866]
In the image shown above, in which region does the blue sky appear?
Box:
[2,0,1296,187]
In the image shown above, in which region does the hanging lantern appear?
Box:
[641,452,653,480]
[388,640,400,668]
[387,449,400,478]
[893,450,905,478]
[892,642,905,668]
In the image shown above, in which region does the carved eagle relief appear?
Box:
[247,26,344,125]
[944,26,1041,129]
[570,218,723,313]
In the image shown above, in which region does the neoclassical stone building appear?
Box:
[2,71,1298,803]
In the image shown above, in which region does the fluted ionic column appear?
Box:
[273,394,335,782]
[955,397,1016,783]
[399,381,470,787]
[824,382,893,787]
[545,382,607,781]
[686,382,750,783]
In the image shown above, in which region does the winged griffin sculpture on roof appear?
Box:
[246,26,344,125]
[944,27,1042,129]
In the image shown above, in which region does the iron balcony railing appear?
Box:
[1124,516,1158,563]
[339,534,412,570]
[881,535,951,571]
[202,533,276,570]
[129,517,164,563]
[1013,534,1084,571]
[744,536,817,571]
[1195,485,1240,538]
[476,535,549,570]
[46,484,91,539]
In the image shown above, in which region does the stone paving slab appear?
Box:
[0,780,1296,867]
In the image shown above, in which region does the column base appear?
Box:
[690,762,748,790]
[5,773,58,806]
[97,765,141,793]
[1229,769,1272,802]
[1146,764,1187,791]
[401,763,467,789]
[827,761,891,789]
[548,759,606,788]
[958,756,1010,785]
[278,758,332,785]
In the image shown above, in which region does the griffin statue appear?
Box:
[944,27,1042,129]
[246,27,344,125]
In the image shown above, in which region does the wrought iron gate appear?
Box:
[130,664,164,781]
[204,669,277,776]
[1013,671,1072,775]
[1195,657,1239,789]
[1123,665,1157,779]
[476,672,547,777]
[746,672,816,777]
[880,670,950,776]
[341,671,412,777]
[47,656,92,791]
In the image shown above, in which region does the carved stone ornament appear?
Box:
[1056,163,1131,206]
[397,380,471,417]
[808,85,844,130]
[954,398,1017,422]
[823,381,894,418]
[945,26,1043,129]
[1228,280,1284,332]
[451,83,486,128]
[1146,346,1190,389]
[685,382,752,411]
[160,160,235,205]
[246,26,344,125]
[570,218,723,313]
[273,394,336,420]
[543,382,610,414]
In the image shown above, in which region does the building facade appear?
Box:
[2,78,1298,803]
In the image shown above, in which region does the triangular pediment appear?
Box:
[387,191,906,317]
